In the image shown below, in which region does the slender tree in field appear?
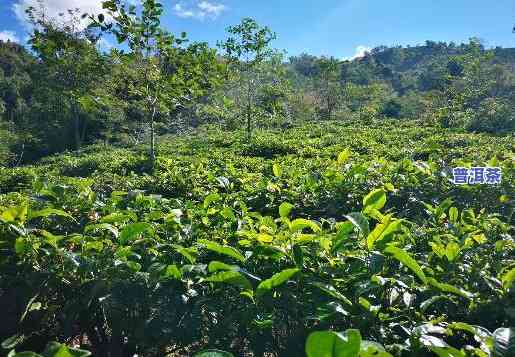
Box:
[91,0,222,167]
[219,18,276,139]
[313,56,341,120]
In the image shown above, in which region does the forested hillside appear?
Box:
[1,26,514,165]
[0,1,514,356]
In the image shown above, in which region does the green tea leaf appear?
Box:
[173,245,198,264]
[198,239,245,262]
[42,342,91,356]
[367,217,402,250]
[337,149,351,165]
[290,219,321,233]
[203,193,221,208]
[429,346,465,357]
[363,189,386,212]
[194,350,234,357]
[119,222,152,243]
[311,282,353,306]
[100,212,136,224]
[29,208,73,221]
[344,213,370,237]
[384,246,427,284]
[272,163,282,178]
[205,271,252,290]
[85,223,119,238]
[279,202,294,218]
[448,207,459,223]
[427,278,473,299]
[208,261,239,272]
[501,268,515,291]
[256,268,299,298]
[2,334,25,349]
[14,237,29,255]
[305,329,361,357]
[1,204,28,223]
[420,295,452,312]
[220,207,236,221]
[163,265,182,280]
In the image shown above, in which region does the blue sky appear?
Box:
[1,0,514,59]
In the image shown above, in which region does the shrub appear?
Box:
[466,98,515,134]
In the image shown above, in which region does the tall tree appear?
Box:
[92,0,222,167]
[27,4,106,150]
[219,18,276,139]
[312,56,341,120]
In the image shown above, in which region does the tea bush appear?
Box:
[0,119,513,356]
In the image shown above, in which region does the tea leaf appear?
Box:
[256,268,300,297]
[385,246,427,284]
[198,239,245,262]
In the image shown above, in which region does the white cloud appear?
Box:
[198,1,225,17]
[12,0,106,30]
[174,4,196,18]
[0,30,20,43]
[344,45,371,61]
[174,1,227,20]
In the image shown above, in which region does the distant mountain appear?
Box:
[289,40,515,95]
[342,41,515,94]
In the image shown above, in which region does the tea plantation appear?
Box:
[0,119,514,356]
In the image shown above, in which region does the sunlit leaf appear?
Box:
[256,268,299,298]
[305,329,361,357]
[119,222,152,243]
[337,149,351,165]
[272,163,282,178]
[205,271,252,290]
[29,208,73,221]
[279,202,294,218]
[384,246,427,284]
[198,239,245,262]
[427,278,473,299]
[344,213,369,237]
[290,218,321,233]
[501,268,515,291]
[363,189,386,213]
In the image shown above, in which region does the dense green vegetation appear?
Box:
[0,0,514,356]
[1,120,514,356]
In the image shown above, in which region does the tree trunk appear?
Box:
[149,105,157,168]
[73,104,82,150]
[246,78,252,140]
[246,105,251,140]
[80,116,88,147]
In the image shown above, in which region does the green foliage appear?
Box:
[2,35,514,166]
[436,40,515,133]
[305,330,362,357]
[0,119,513,355]
[0,6,514,356]
[312,56,342,120]
[3,341,91,357]
[219,18,277,138]
[88,0,223,165]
